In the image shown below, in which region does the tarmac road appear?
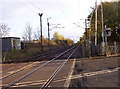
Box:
[70,56,119,88]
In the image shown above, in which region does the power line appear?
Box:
[30,0,66,39]
[73,22,85,29]
[29,0,61,29]
[29,0,59,25]
[55,0,68,21]
[78,0,80,16]
[29,0,70,27]
[61,1,75,22]
[29,0,49,16]
[13,1,38,15]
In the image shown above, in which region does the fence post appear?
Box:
[114,41,118,55]
[82,42,85,58]
[101,42,106,56]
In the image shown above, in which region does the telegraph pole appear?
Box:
[38,13,43,51]
[101,0,105,45]
[47,18,50,50]
[101,0,106,55]
[95,0,97,46]
[85,19,88,41]
[85,19,91,57]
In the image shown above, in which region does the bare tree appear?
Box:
[22,24,32,42]
[33,28,40,40]
[0,23,10,37]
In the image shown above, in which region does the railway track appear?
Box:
[1,45,74,80]
[2,45,78,89]
[41,47,77,88]
[10,67,119,87]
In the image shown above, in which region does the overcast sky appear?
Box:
[0,0,113,42]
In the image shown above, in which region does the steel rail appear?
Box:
[1,46,71,80]
[1,62,40,80]
[26,45,71,60]
[2,46,76,89]
[41,46,78,89]
[11,67,120,87]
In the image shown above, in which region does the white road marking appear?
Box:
[64,59,76,87]
[10,67,119,87]
[70,67,120,79]
[1,62,40,80]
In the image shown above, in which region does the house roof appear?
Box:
[0,37,20,39]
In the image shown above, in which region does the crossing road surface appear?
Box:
[1,45,119,88]
[70,56,119,87]
[1,45,81,88]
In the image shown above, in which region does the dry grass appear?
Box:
[4,47,42,61]
[3,45,61,61]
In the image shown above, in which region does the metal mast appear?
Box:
[95,0,97,46]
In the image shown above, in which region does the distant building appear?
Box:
[0,37,21,51]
